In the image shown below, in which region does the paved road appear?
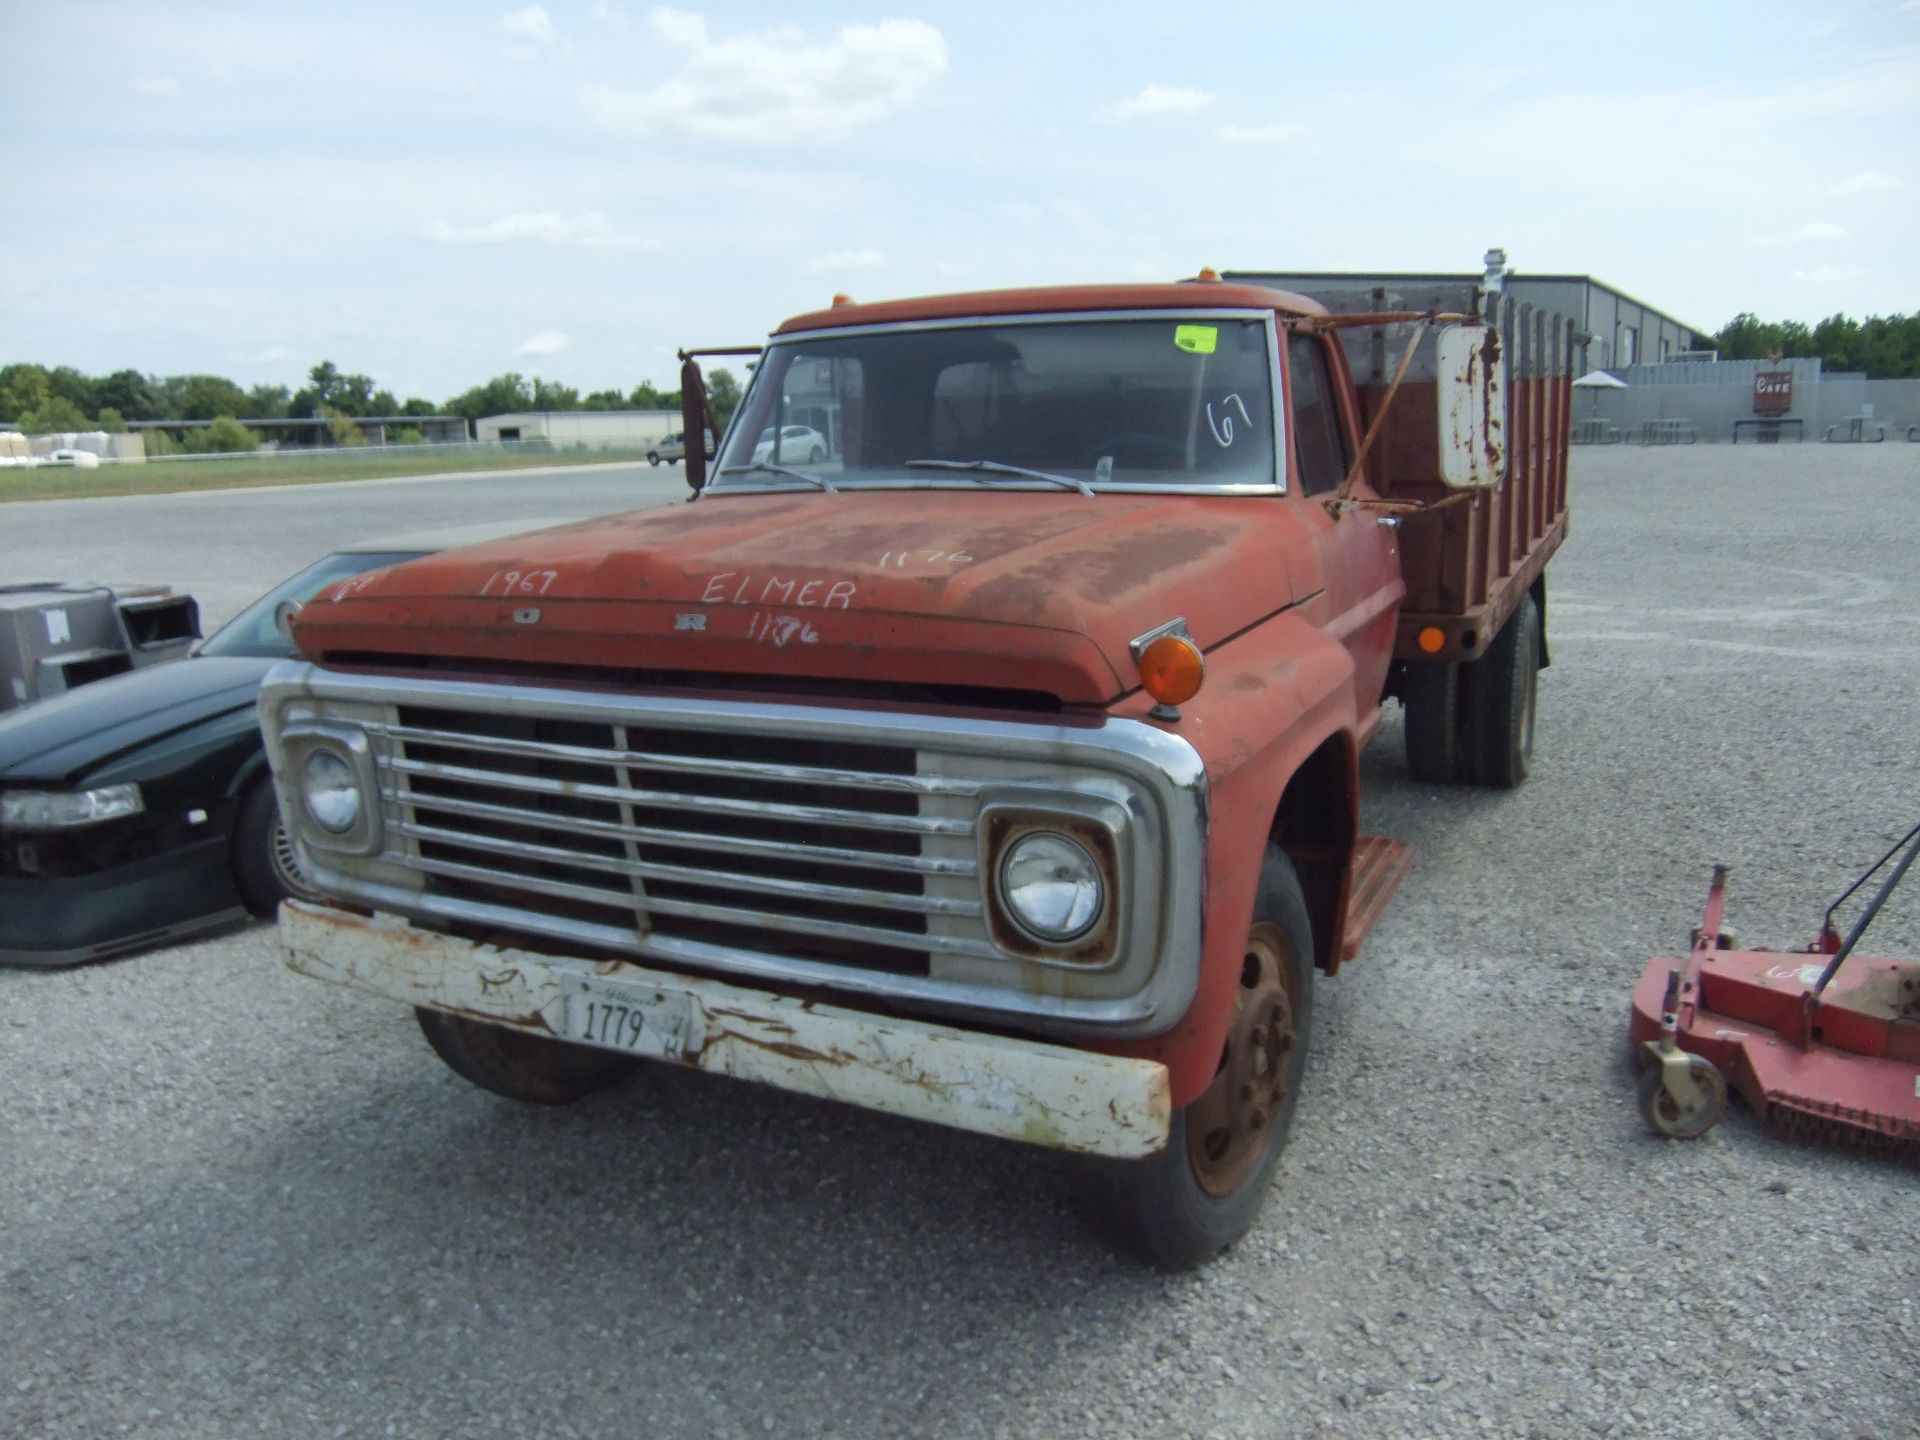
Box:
[3,447,1917,1439]
[0,460,693,636]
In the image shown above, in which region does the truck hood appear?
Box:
[290,491,1318,704]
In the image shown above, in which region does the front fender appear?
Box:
[1098,611,1361,1107]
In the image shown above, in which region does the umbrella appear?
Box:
[1573,368,1628,421]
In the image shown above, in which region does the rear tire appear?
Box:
[1074,847,1314,1270]
[1402,661,1465,784]
[416,1008,640,1105]
[1465,593,1541,789]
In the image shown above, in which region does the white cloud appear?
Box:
[500,6,556,44]
[1098,85,1216,121]
[1752,220,1849,246]
[512,329,570,357]
[804,249,884,274]
[133,76,182,99]
[583,10,947,144]
[424,211,659,250]
[1829,168,1903,194]
[251,344,292,364]
[1789,263,1864,285]
[1215,121,1306,145]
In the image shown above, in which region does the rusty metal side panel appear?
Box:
[278,901,1174,1159]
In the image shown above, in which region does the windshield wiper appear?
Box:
[716,462,837,492]
[905,458,1094,498]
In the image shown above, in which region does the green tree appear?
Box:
[444,372,534,425]
[0,363,52,422]
[399,396,438,417]
[176,374,251,421]
[143,428,183,457]
[96,406,129,433]
[582,388,627,410]
[628,380,676,410]
[530,378,579,410]
[246,384,292,419]
[323,406,367,446]
[20,395,93,433]
[47,366,100,417]
[184,415,260,453]
[96,369,162,421]
[706,367,742,428]
[389,426,424,445]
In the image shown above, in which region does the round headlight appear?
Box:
[302,750,361,834]
[999,831,1103,941]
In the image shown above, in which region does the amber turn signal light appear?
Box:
[1417,626,1446,654]
[1138,634,1205,706]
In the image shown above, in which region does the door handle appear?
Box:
[1377,515,1401,530]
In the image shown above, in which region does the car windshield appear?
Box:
[197,550,424,659]
[710,315,1277,491]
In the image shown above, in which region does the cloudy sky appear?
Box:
[2,1,1915,402]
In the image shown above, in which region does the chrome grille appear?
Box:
[370,705,984,976]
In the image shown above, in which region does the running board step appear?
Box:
[1341,834,1415,963]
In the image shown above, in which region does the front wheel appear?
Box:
[231,779,322,917]
[647,452,661,466]
[1074,846,1314,1269]
[416,1008,640,1105]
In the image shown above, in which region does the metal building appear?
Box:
[1227,264,1706,373]
[474,409,679,448]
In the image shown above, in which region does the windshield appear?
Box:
[198,550,424,658]
[711,315,1278,491]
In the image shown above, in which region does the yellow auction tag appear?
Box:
[1174,324,1218,355]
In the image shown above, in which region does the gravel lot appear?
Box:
[3,446,1916,1440]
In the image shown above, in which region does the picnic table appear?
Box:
[1824,415,1886,443]
[1732,418,1805,443]
[1634,418,1696,445]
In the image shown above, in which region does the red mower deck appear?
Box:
[1627,848,1920,1154]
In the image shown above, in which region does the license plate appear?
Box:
[558,979,698,1061]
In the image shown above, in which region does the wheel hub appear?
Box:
[1187,921,1297,1197]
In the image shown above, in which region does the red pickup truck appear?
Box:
[261,256,1570,1267]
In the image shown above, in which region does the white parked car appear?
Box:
[751,425,827,465]
[46,449,101,469]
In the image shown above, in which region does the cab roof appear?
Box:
[775,281,1327,335]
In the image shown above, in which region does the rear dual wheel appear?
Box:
[1402,591,1540,789]
[1076,847,1314,1270]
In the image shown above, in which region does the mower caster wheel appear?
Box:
[1636,1053,1727,1139]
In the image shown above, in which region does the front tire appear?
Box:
[647,452,661,466]
[415,1008,640,1105]
[231,779,320,918]
[1075,846,1314,1269]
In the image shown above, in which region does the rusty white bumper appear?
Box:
[279,901,1172,1159]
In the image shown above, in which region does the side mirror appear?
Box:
[1435,323,1507,489]
[272,597,304,643]
[680,353,711,494]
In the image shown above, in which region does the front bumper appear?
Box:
[0,837,244,967]
[281,900,1172,1158]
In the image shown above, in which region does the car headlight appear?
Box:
[301,750,362,834]
[0,784,144,829]
[998,831,1103,941]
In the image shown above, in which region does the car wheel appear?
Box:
[415,1008,641,1105]
[647,452,661,466]
[809,445,825,463]
[232,779,321,917]
[1074,846,1314,1269]
[1465,592,1541,789]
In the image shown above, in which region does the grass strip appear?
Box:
[0,447,659,503]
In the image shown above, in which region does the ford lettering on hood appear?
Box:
[291,490,1319,704]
